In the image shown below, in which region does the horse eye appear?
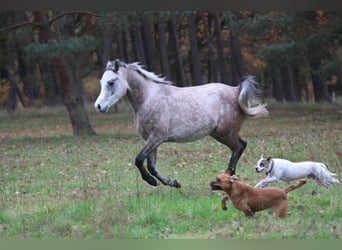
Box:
[107,77,118,87]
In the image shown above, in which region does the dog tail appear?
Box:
[284,179,307,193]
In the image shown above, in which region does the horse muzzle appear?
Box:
[96,103,108,113]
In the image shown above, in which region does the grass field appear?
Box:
[0,101,341,239]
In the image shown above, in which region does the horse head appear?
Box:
[94,60,129,113]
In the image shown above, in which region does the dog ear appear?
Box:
[260,154,264,159]
[229,175,239,182]
[266,157,273,162]
[225,168,233,176]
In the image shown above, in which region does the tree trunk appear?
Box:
[33,11,95,135]
[7,31,26,112]
[16,11,38,107]
[34,11,60,105]
[272,67,285,102]
[54,56,95,135]
[201,11,216,83]
[187,11,202,85]
[38,60,60,105]
[305,11,331,102]
[6,63,18,112]
[327,52,342,94]
[310,58,331,102]
[101,15,113,71]
[115,30,125,61]
[121,28,131,62]
[333,66,342,94]
[280,62,298,102]
[69,13,96,134]
[213,11,228,83]
[16,38,38,107]
[141,15,157,71]
[157,16,171,80]
[229,28,246,84]
[228,12,246,84]
[168,15,186,86]
[130,25,146,65]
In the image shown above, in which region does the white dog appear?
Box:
[254,155,340,188]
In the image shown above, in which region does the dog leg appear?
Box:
[236,201,255,217]
[255,176,279,188]
[274,200,289,217]
[255,179,266,188]
[221,195,230,210]
[243,209,255,217]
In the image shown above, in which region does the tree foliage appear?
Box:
[0,10,341,123]
[25,35,97,60]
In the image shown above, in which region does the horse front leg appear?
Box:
[135,136,168,186]
[147,149,181,188]
[135,139,161,187]
[226,138,247,175]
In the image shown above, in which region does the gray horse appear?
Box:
[95,60,268,188]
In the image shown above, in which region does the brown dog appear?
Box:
[210,173,306,217]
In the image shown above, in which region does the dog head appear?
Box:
[210,173,239,191]
[255,155,273,173]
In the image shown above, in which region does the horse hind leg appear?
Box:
[227,138,247,175]
[147,149,181,188]
[211,133,247,175]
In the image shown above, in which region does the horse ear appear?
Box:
[114,59,120,73]
[106,61,113,70]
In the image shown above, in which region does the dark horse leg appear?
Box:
[212,134,247,175]
[135,138,161,187]
[226,138,247,175]
[147,149,181,188]
[135,152,157,186]
[135,137,181,187]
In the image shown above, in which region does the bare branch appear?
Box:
[0,22,41,33]
[48,11,101,26]
[0,11,101,33]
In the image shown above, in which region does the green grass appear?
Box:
[0,101,341,239]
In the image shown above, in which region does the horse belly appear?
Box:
[167,127,212,142]
[167,112,218,142]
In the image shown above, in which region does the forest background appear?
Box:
[0,11,341,135]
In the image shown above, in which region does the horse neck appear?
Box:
[125,69,154,113]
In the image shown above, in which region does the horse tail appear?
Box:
[238,76,269,118]
[284,179,307,193]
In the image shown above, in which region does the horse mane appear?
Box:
[125,62,173,85]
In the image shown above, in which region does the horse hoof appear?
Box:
[145,176,158,186]
[150,179,158,186]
